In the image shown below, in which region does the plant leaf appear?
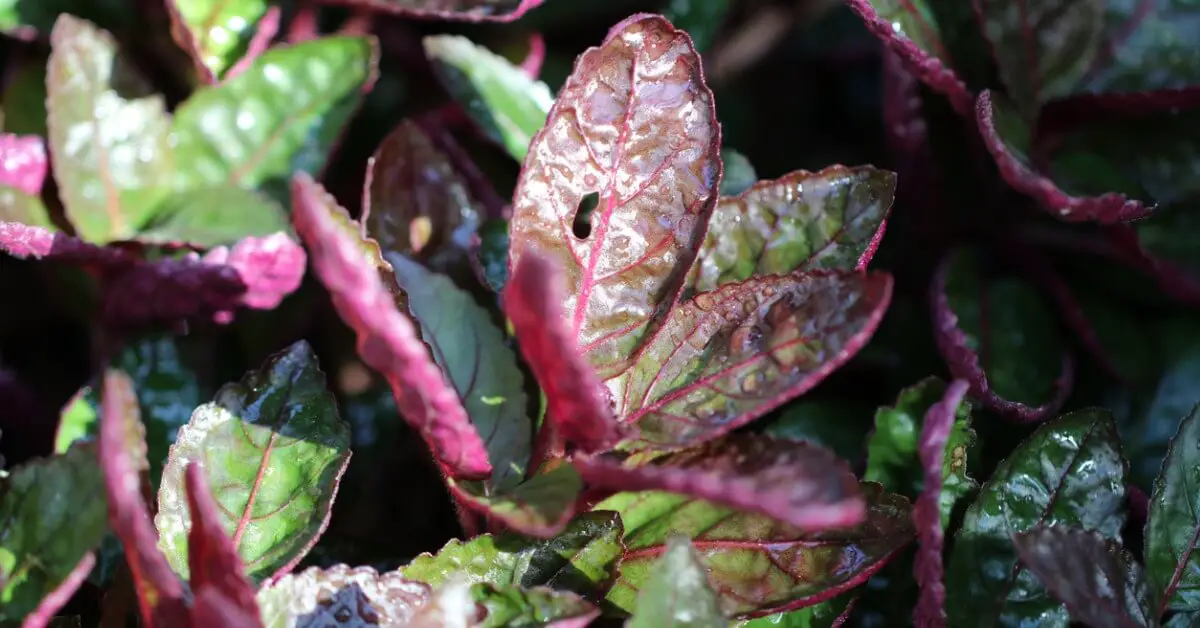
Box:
[507,13,721,378]
[0,220,138,265]
[686,165,895,294]
[1076,2,1200,95]
[575,435,865,530]
[618,270,892,448]
[718,149,757,196]
[257,564,433,627]
[20,553,96,628]
[291,173,491,479]
[762,398,875,465]
[932,247,1072,422]
[912,379,970,627]
[945,409,1129,626]
[626,535,725,627]
[183,463,263,626]
[736,594,857,628]
[423,35,554,162]
[136,185,291,248]
[165,0,270,80]
[154,340,351,583]
[447,464,583,538]
[198,232,307,311]
[1147,401,1200,615]
[99,254,247,324]
[47,14,173,243]
[171,36,376,203]
[0,445,106,621]
[307,0,544,21]
[1014,526,1153,628]
[474,584,599,628]
[478,218,510,292]
[0,186,55,228]
[0,133,47,195]
[600,483,914,616]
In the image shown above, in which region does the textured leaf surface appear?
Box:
[257,564,432,628]
[0,446,106,621]
[933,247,1071,422]
[626,536,725,627]
[448,464,583,538]
[167,0,269,79]
[1076,1,1200,95]
[137,185,290,248]
[183,463,263,626]
[945,409,1128,627]
[291,173,490,479]
[474,584,598,628]
[47,15,173,243]
[172,36,376,202]
[575,435,864,530]
[423,35,554,161]
[687,166,895,294]
[1013,526,1152,628]
[0,220,136,265]
[200,232,307,312]
[155,340,351,582]
[617,271,892,447]
[507,14,720,377]
[309,0,543,21]
[0,133,47,195]
[600,483,914,616]
[1147,402,1200,615]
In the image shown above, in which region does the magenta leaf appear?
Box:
[0,220,136,266]
[600,483,914,616]
[308,0,544,22]
[183,463,264,626]
[574,434,865,531]
[199,232,306,311]
[1013,526,1153,628]
[0,133,47,196]
[290,172,491,480]
[931,247,1073,422]
[912,379,970,628]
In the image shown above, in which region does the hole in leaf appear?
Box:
[573,192,599,239]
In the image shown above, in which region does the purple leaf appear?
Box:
[21,553,96,628]
[0,134,47,196]
[308,0,545,22]
[574,435,865,531]
[290,172,491,480]
[912,379,970,628]
[101,255,247,325]
[0,220,137,266]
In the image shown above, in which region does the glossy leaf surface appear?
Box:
[474,584,599,628]
[945,409,1128,627]
[167,0,270,79]
[136,185,291,248]
[309,0,544,21]
[1075,1,1200,95]
[155,340,351,582]
[626,536,725,627]
[448,464,583,538]
[1147,402,1200,615]
[0,133,47,195]
[257,564,432,627]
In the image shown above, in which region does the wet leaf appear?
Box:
[47,14,173,243]
[478,218,510,292]
[154,340,351,583]
[1073,1,1200,95]
[626,536,725,627]
[447,464,583,538]
[945,409,1128,627]
[309,0,544,21]
[291,173,491,479]
[0,133,47,195]
[172,36,376,204]
[166,0,270,79]
[183,463,263,626]
[687,166,895,294]
[735,594,856,628]
[1147,401,1200,615]
[600,483,914,616]
[575,435,865,531]
[257,564,432,627]
[0,445,106,621]
[423,35,554,161]
[474,584,599,627]
[136,185,291,248]
[1013,526,1153,628]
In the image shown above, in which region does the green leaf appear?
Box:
[1147,402,1200,615]
[1077,1,1200,95]
[736,594,855,628]
[0,0,133,36]
[627,535,725,627]
[864,377,975,527]
[0,186,55,227]
[478,218,510,292]
[447,465,583,538]
[167,0,270,79]
[664,0,729,52]
[257,564,433,628]
[154,340,351,582]
[0,445,107,620]
[686,166,895,294]
[171,35,376,203]
[54,389,99,455]
[600,484,913,616]
[761,398,874,464]
[136,185,291,247]
[1,56,48,137]
[423,35,553,162]
[945,409,1128,627]
[719,148,757,197]
[473,584,598,628]
[46,14,174,243]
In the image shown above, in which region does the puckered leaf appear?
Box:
[198,232,307,311]
[600,483,914,616]
[474,584,599,628]
[0,133,47,195]
[617,271,892,448]
[447,465,583,538]
[155,340,351,583]
[1147,402,1200,615]
[1013,526,1153,628]
[47,14,173,243]
[165,0,270,80]
[507,14,721,378]
[945,409,1128,627]
[932,247,1072,422]
[423,35,554,162]
[291,173,491,479]
[98,370,188,625]
[574,435,865,530]
[257,564,432,627]
[307,0,544,21]
[912,379,970,627]
[686,165,895,294]
[183,463,263,625]
[0,445,106,621]
[0,220,136,264]
[626,535,725,627]
[171,36,376,203]
[136,185,291,248]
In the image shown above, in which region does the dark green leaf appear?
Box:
[1147,401,1200,615]
[474,583,598,628]
[1,58,49,137]
[166,0,270,79]
[136,185,291,247]
[761,399,873,464]
[626,535,725,627]
[719,149,757,197]
[154,340,351,582]
[945,409,1128,627]
[736,594,855,628]
[1078,1,1200,94]
[664,0,729,52]
[0,0,133,38]
[478,218,510,292]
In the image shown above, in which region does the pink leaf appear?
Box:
[0,134,47,196]
[225,6,283,82]
[574,435,865,530]
[520,32,546,79]
[309,0,544,22]
[912,379,969,628]
[20,553,95,628]
[184,463,264,628]
[200,232,307,310]
[290,172,491,480]
[0,221,137,266]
